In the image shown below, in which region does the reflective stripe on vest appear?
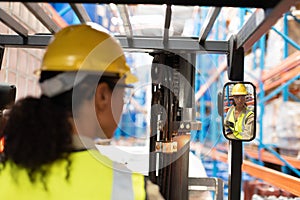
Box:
[226,107,253,139]
[112,162,134,200]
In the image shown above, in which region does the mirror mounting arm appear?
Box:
[227,35,244,81]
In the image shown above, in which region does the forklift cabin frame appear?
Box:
[0,0,298,199]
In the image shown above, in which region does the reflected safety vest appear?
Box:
[226,107,253,139]
[0,150,146,200]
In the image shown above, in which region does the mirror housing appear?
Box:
[217,91,223,116]
[221,82,256,141]
[0,84,16,110]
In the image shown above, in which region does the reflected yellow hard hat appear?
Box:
[41,24,137,84]
[231,83,247,95]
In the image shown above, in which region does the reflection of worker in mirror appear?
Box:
[224,83,254,140]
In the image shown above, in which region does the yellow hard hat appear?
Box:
[41,24,137,84]
[231,83,247,95]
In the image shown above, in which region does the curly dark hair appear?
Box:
[1,96,73,188]
[0,71,120,189]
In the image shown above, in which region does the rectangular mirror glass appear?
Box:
[222,82,256,141]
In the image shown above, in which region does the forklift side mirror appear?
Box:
[222,82,256,141]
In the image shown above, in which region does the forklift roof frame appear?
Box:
[0,0,297,54]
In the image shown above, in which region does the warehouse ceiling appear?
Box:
[0,0,298,54]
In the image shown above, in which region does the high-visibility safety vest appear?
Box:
[225,106,253,139]
[0,150,146,200]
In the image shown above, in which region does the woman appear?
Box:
[0,24,163,200]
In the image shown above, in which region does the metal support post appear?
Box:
[282,13,290,102]
[258,35,266,164]
[283,13,289,58]
[228,140,243,200]
[0,46,5,70]
[227,35,244,200]
[200,92,206,142]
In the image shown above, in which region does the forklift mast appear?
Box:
[149,52,201,199]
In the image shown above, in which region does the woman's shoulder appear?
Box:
[70,149,113,166]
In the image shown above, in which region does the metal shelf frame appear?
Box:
[251,9,300,176]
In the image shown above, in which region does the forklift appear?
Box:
[0,0,298,199]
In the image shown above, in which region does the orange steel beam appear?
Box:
[43,3,68,28]
[262,51,300,82]
[210,148,228,163]
[254,51,300,93]
[245,148,300,169]
[264,66,300,91]
[211,148,300,169]
[207,149,300,196]
[242,160,300,197]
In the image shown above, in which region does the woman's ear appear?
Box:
[95,82,111,112]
